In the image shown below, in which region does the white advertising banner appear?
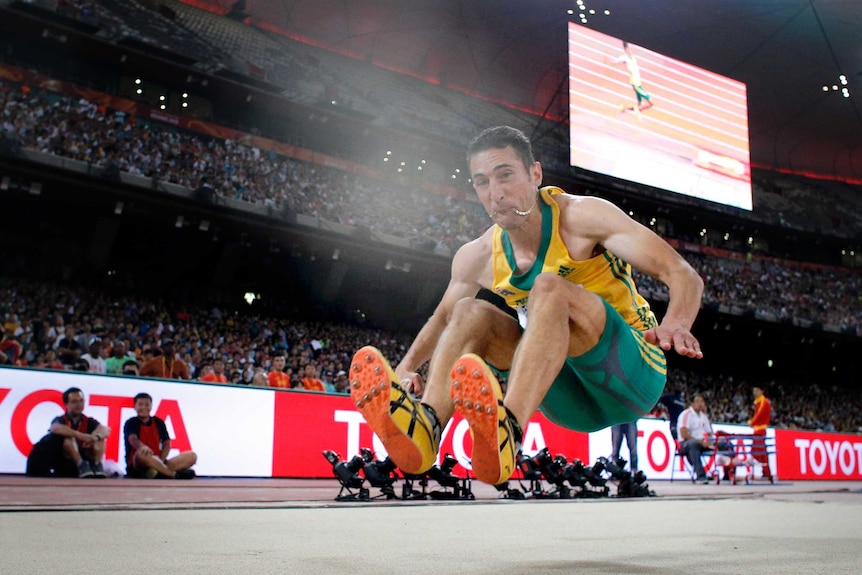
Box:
[0,367,275,476]
[587,418,775,481]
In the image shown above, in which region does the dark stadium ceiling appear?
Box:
[187,0,862,182]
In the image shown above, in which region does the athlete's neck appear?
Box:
[503,199,542,243]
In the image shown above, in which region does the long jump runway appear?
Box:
[1,475,860,574]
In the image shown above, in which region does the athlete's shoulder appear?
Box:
[554,193,614,224]
[456,228,494,259]
[551,190,610,207]
[451,230,494,285]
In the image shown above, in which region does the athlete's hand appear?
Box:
[395,367,425,397]
[644,324,703,359]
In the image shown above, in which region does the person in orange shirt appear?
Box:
[267,354,291,389]
[139,340,190,380]
[748,385,772,482]
[200,358,228,383]
[300,364,326,392]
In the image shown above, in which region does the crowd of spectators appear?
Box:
[635,253,862,336]
[2,278,861,433]
[657,369,861,436]
[0,279,412,394]
[0,82,488,254]
[2,81,860,336]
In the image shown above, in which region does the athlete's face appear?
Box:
[273,356,285,371]
[469,146,542,230]
[135,398,152,419]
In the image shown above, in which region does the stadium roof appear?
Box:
[188,0,862,182]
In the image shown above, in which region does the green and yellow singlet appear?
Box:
[491,186,657,332]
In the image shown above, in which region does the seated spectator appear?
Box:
[55,326,83,367]
[0,324,22,365]
[200,358,228,383]
[40,349,66,370]
[251,371,269,386]
[267,353,290,388]
[25,387,111,478]
[122,360,140,376]
[300,364,325,392]
[677,394,715,484]
[123,393,196,479]
[139,340,190,380]
[247,365,266,386]
[332,370,349,394]
[80,341,108,374]
[106,341,133,375]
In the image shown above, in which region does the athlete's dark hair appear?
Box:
[466,126,535,172]
[134,392,153,403]
[62,387,83,404]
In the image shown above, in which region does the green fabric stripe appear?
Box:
[503,194,552,291]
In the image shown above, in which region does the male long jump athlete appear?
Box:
[350,126,703,485]
[614,41,654,118]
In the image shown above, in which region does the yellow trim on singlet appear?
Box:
[491,186,656,331]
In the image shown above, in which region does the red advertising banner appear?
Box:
[775,428,862,480]
[271,391,589,478]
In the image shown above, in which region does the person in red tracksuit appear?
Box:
[748,386,772,481]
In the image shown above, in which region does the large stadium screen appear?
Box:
[568,23,752,210]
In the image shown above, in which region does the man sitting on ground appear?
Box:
[26,387,111,478]
[123,392,197,479]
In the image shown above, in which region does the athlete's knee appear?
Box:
[450,296,498,323]
[531,273,591,306]
[530,272,568,297]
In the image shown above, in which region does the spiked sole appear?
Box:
[450,353,516,485]
[349,346,437,475]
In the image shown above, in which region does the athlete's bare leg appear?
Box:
[420,298,521,424]
[502,273,607,429]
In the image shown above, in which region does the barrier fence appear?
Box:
[1,367,860,480]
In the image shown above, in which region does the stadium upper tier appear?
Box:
[3,0,860,244]
[1,79,859,338]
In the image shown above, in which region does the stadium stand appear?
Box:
[0,0,859,436]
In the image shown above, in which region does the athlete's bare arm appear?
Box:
[396,233,493,393]
[556,195,704,358]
